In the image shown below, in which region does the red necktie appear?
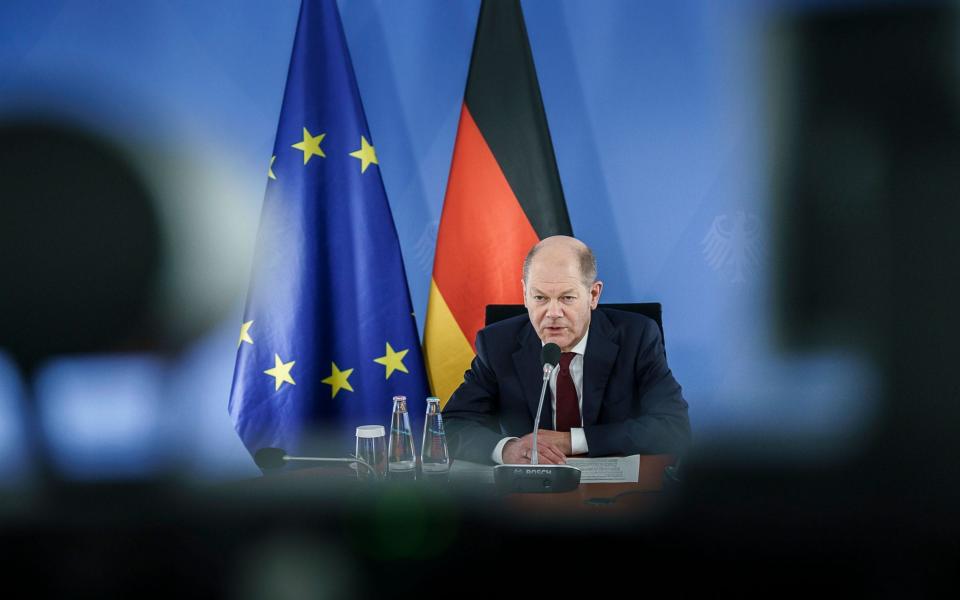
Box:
[555,352,580,432]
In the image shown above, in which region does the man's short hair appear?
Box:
[522,240,598,289]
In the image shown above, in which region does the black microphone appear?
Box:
[541,343,562,372]
[253,447,288,470]
[493,342,582,493]
[254,447,379,479]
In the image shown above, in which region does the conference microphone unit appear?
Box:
[254,447,379,479]
[493,343,582,494]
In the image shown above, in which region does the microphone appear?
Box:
[493,342,582,493]
[541,341,562,367]
[254,447,379,480]
[530,343,561,465]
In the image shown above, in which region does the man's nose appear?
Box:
[546,299,563,319]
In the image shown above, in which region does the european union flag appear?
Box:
[229,0,428,458]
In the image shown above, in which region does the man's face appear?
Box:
[522,251,602,352]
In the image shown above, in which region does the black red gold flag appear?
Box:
[425,0,573,405]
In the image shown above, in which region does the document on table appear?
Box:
[565,455,640,483]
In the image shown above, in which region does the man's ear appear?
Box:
[590,280,603,309]
[521,279,528,308]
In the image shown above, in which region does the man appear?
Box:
[442,236,690,465]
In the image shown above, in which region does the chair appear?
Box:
[484,302,665,350]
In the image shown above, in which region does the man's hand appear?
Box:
[534,429,573,456]
[502,431,570,464]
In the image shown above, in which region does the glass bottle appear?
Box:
[387,395,417,480]
[420,396,450,482]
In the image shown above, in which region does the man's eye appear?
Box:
[533,296,545,301]
[563,296,576,302]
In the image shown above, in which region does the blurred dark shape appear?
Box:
[0,119,162,374]
[0,118,162,478]
[772,2,960,485]
[254,447,288,471]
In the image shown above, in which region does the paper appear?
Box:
[565,455,640,483]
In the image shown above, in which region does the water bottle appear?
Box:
[420,396,450,482]
[387,395,417,481]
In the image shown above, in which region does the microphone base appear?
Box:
[493,464,581,494]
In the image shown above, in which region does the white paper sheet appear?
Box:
[565,455,640,483]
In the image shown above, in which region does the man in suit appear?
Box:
[442,235,690,465]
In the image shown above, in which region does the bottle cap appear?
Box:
[356,425,385,438]
[426,396,440,403]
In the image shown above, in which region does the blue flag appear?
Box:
[229,0,428,458]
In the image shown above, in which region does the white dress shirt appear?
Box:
[492,331,590,464]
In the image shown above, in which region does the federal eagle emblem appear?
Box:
[701,211,761,283]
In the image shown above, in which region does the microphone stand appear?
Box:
[530,362,557,465]
[255,447,381,480]
[493,360,582,494]
[281,454,380,480]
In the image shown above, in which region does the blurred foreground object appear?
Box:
[771,2,960,486]
[0,120,162,371]
[0,119,162,479]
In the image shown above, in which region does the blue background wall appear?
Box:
[0,0,879,480]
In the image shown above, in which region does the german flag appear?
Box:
[424,0,573,406]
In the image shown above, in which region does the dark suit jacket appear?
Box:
[442,307,691,464]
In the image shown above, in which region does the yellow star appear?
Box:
[291,127,326,165]
[373,342,409,379]
[321,362,354,398]
[348,135,378,173]
[238,320,254,347]
[268,156,277,180]
[264,353,296,391]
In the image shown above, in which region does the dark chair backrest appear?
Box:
[484,302,665,349]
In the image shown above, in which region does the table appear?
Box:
[450,454,677,517]
[502,454,674,513]
[251,454,677,519]
[249,454,675,521]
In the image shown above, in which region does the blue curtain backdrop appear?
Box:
[0,0,878,477]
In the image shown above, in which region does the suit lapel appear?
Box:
[582,309,619,427]
[512,324,554,431]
